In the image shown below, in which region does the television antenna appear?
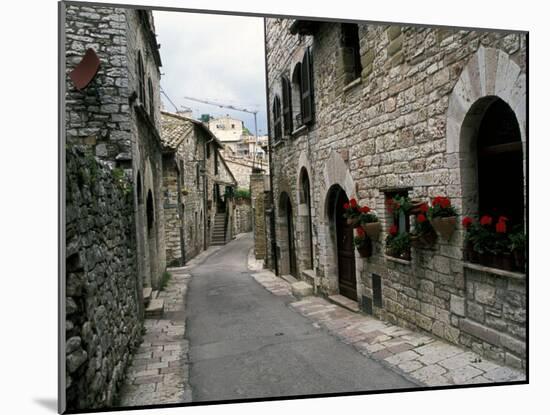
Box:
[184,96,260,169]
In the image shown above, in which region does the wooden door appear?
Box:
[335,190,357,300]
[287,201,297,277]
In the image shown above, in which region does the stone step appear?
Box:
[151,290,159,299]
[301,269,320,294]
[145,298,164,318]
[280,274,298,284]
[328,294,360,313]
[291,281,313,298]
[142,287,153,304]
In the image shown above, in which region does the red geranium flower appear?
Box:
[419,203,429,213]
[356,226,365,237]
[350,198,357,208]
[417,213,427,223]
[343,202,350,210]
[389,225,398,236]
[360,206,371,213]
[462,216,474,228]
[496,221,507,233]
[480,215,493,226]
[498,216,508,223]
[433,196,450,208]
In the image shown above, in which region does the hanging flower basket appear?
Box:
[361,222,381,239]
[432,216,456,241]
[410,230,437,248]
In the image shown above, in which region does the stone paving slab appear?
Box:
[248,260,525,388]
[117,270,192,407]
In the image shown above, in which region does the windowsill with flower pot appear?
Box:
[462,261,525,280]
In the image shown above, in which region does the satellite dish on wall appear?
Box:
[69,48,100,91]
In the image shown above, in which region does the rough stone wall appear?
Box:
[66,147,141,410]
[266,19,526,368]
[161,153,182,266]
[250,173,268,260]
[64,4,132,163]
[233,200,252,234]
[223,154,269,189]
[125,8,166,289]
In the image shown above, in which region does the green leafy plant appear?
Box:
[234,188,250,200]
[160,271,172,291]
[385,195,413,217]
[385,226,411,259]
[358,205,379,224]
[508,228,525,253]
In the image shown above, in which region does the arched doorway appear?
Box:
[299,168,314,270]
[146,190,154,233]
[327,185,357,300]
[278,192,297,277]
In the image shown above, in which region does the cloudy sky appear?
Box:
[153,10,267,135]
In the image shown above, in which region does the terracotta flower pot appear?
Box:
[431,216,456,241]
[361,222,381,239]
[410,230,437,248]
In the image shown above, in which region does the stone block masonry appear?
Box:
[66,147,142,410]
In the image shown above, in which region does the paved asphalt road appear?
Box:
[186,233,415,402]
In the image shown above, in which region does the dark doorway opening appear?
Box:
[330,185,357,301]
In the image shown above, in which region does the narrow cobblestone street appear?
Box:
[119,232,525,406]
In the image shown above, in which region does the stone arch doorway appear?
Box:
[326,184,357,301]
[278,192,297,277]
[146,189,154,233]
[446,46,526,223]
[299,167,314,270]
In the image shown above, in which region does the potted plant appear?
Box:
[343,198,361,226]
[462,216,477,263]
[508,227,526,272]
[429,196,458,241]
[358,205,381,239]
[410,204,437,248]
[385,194,413,217]
[385,225,411,261]
[354,226,372,257]
[463,214,514,271]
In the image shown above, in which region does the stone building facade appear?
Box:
[160,111,238,265]
[63,4,167,410]
[65,148,142,410]
[265,19,526,369]
[64,3,166,292]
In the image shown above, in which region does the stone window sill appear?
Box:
[272,139,285,149]
[384,255,411,266]
[291,124,308,138]
[463,262,526,280]
[343,77,362,93]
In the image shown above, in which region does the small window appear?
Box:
[196,163,200,189]
[384,190,411,259]
[272,95,282,141]
[282,76,293,135]
[340,23,362,84]
[137,51,146,106]
[214,149,219,175]
[300,47,314,125]
[231,124,235,129]
[291,63,303,128]
[179,160,184,187]
[148,77,154,122]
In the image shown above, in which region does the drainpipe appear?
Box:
[263,18,279,275]
[203,135,216,252]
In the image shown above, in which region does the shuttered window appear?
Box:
[282,76,293,135]
[300,48,314,125]
[148,77,154,122]
[137,51,146,106]
[272,95,282,141]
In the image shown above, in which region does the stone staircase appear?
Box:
[210,213,226,246]
[143,287,164,318]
